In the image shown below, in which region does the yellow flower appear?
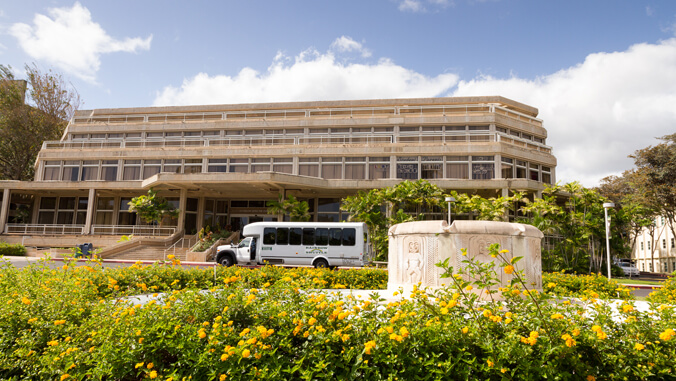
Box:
[135,362,144,369]
[499,249,509,254]
[198,329,207,339]
[149,370,157,379]
[462,326,469,334]
[622,304,634,313]
[504,265,514,275]
[465,285,473,291]
[587,376,596,381]
[561,334,576,347]
[486,359,494,367]
[551,313,564,320]
[546,282,556,289]
[54,320,66,325]
[221,353,229,361]
[60,374,70,381]
[440,308,449,315]
[635,343,645,351]
[659,329,675,341]
[21,297,31,305]
[364,340,376,355]
[167,255,175,260]
[242,349,251,358]
[220,375,227,381]
[501,368,508,373]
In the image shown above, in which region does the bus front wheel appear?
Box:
[218,254,235,267]
[314,258,329,269]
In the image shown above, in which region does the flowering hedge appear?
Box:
[648,278,676,304]
[1,254,674,380]
[542,271,634,300]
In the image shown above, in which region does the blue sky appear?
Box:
[1,0,675,186]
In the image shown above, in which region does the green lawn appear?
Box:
[616,278,665,286]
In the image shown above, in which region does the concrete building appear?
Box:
[633,216,676,273]
[0,96,556,256]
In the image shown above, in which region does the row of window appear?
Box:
[263,227,356,247]
[639,238,675,250]
[67,125,546,144]
[41,156,553,183]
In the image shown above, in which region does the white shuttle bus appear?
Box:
[215,222,371,268]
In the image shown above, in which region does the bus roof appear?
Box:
[242,221,367,236]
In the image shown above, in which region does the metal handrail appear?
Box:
[163,233,198,260]
[91,225,176,236]
[4,224,85,235]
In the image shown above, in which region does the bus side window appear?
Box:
[302,228,315,245]
[342,228,356,246]
[277,228,289,245]
[329,228,342,246]
[316,228,329,246]
[289,228,302,245]
[263,228,276,245]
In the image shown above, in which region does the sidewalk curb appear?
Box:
[49,257,217,267]
[622,283,663,289]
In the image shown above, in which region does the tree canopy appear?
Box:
[0,64,80,180]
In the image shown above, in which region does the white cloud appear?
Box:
[399,0,425,12]
[330,36,372,58]
[9,2,152,83]
[153,46,459,106]
[452,38,676,186]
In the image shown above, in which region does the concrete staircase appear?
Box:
[107,244,190,261]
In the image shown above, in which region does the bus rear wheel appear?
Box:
[314,258,329,269]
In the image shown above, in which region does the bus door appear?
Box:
[250,237,257,261]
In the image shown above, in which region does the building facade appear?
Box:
[0,96,556,247]
[633,216,676,273]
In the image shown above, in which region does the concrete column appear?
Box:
[31,196,40,223]
[177,189,187,233]
[196,197,205,232]
[84,188,96,234]
[0,189,10,233]
[501,188,509,198]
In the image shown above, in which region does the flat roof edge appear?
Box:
[74,96,539,118]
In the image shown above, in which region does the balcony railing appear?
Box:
[4,224,85,235]
[69,103,543,126]
[42,132,552,153]
[91,225,177,236]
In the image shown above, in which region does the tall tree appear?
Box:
[0,64,81,180]
[630,134,676,241]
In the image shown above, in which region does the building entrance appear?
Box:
[230,215,275,233]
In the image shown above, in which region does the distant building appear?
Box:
[633,216,676,273]
[0,96,556,254]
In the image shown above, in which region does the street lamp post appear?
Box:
[445,197,456,225]
[603,202,615,279]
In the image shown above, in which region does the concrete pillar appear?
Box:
[0,189,10,233]
[196,197,205,232]
[177,189,187,233]
[84,188,96,234]
[501,188,509,198]
[31,196,40,224]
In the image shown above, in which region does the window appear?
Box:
[118,197,137,225]
[208,159,228,173]
[446,156,469,179]
[671,238,674,248]
[272,158,293,174]
[369,157,390,180]
[98,160,117,181]
[43,161,61,181]
[229,158,248,173]
[529,163,539,181]
[501,157,514,178]
[142,160,161,179]
[648,241,651,250]
[299,158,319,177]
[516,160,527,178]
[421,156,443,179]
[184,159,202,174]
[471,156,494,180]
[79,160,100,180]
[397,156,418,180]
[276,228,289,245]
[289,228,302,245]
[640,242,644,251]
[62,161,80,181]
[315,228,329,245]
[302,228,315,245]
[263,228,276,245]
[123,160,141,180]
[37,197,56,224]
[95,197,115,225]
[663,239,667,249]
[342,228,356,246]
[163,159,181,174]
[345,157,366,180]
[252,158,271,173]
[321,157,342,179]
[329,228,342,246]
[542,166,552,184]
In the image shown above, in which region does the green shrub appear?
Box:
[0,242,26,256]
[543,271,634,300]
[648,277,676,304]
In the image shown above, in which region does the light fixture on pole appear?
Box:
[445,196,456,225]
[603,202,615,279]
